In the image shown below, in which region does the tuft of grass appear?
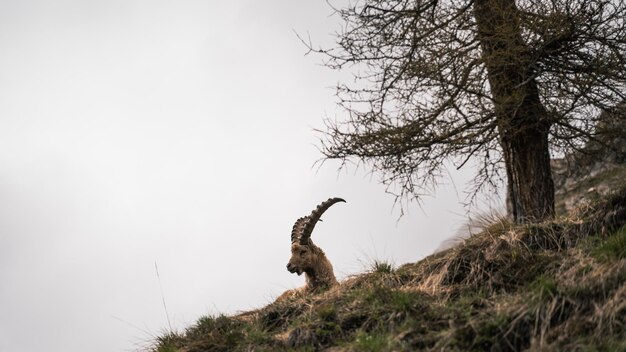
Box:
[467,210,511,237]
[150,313,280,352]
[153,331,183,352]
[371,260,394,274]
[316,304,338,322]
[592,226,626,262]
[190,315,244,350]
[359,285,429,315]
[259,300,304,331]
[529,276,559,302]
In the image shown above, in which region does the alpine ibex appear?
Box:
[280,197,345,299]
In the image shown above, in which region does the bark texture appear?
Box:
[474,0,555,222]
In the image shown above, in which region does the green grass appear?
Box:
[153,332,182,352]
[592,226,626,261]
[150,182,626,352]
[354,331,392,351]
[529,275,558,302]
[370,260,394,274]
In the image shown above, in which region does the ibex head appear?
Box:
[286,198,345,285]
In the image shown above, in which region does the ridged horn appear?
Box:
[292,197,346,245]
[291,217,308,244]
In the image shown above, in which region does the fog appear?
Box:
[0,1,500,351]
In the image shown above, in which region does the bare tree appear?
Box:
[310,0,626,223]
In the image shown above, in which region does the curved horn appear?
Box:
[298,197,346,244]
[291,217,307,244]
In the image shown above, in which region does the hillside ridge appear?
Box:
[152,169,626,351]
[152,122,626,351]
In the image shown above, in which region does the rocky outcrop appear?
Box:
[552,103,626,214]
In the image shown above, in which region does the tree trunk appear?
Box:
[474,0,555,223]
[501,116,555,223]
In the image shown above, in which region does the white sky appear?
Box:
[0,1,502,351]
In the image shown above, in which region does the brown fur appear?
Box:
[278,198,344,301]
[277,242,338,301]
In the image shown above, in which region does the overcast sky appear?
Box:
[0,1,502,351]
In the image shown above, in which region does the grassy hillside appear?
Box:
[151,169,626,351]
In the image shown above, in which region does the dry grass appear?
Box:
[150,185,626,352]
